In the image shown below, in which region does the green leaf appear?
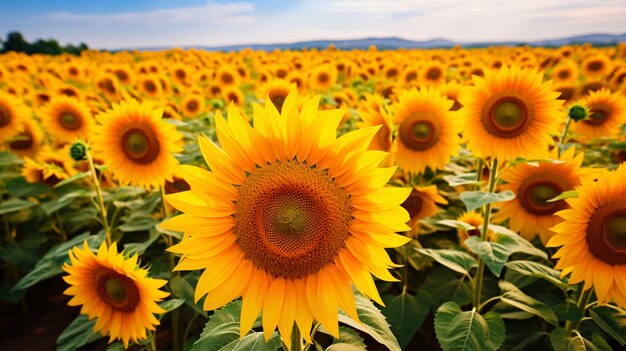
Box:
[0,151,23,167]
[54,171,90,188]
[438,219,476,231]
[460,190,515,212]
[421,267,473,308]
[548,190,579,202]
[555,304,583,322]
[589,306,626,346]
[434,301,502,351]
[11,231,104,291]
[324,327,367,350]
[170,274,206,316]
[382,290,430,349]
[41,189,91,215]
[550,327,569,351]
[505,260,571,291]
[416,248,477,276]
[124,228,160,255]
[338,291,401,351]
[465,227,547,277]
[192,300,281,351]
[591,333,614,351]
[159,298,185,314]
[118,215,157,232]
[0,198,35,215]
[498,281,559,326]
[443,173,482,187]
[57,314,102,351]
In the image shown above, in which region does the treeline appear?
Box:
[1,31,89,55]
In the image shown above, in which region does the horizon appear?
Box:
[1,0,626,50]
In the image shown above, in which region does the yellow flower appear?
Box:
[459,65,562,160]
[93,99,183,189]
[63,241,169,347]
[42,96,94,144]
[548,163,626,307]
[571,88,626,140]
[162,92,411,345]
[0,90,28,140]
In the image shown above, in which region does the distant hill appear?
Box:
[134,33,626,52]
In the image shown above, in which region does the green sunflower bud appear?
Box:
[568,104,589,122]
[70,141,88,161]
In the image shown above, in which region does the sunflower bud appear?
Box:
[70,141,88,161]
[568,104,589,122]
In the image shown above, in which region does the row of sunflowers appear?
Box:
[1,42,626,351]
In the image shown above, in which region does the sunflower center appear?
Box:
[9,131,34,150]
[426,68,442,80]
[399,115,440,151]
[96,271,140,312]
[121,126,160,164]
[587,202,626,265]
[235,161,352,279]
[59,112,82,131]
[401,193,423,219]
[519,180,564,215]
[144,80,157,93]
[405,72,417,82]
[483,96,530,138]
[0,107,9,127]
[164,177,190,194]
[187,100,199,112]
[269,93,287,112]
[558,70,570,79]
[584,107,609,126]
[318,73,330,84]
[587,61,603,72]
[222,73,233,84]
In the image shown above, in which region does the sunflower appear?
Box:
[216,65,241,88]
[401,66,419,86]
[571,89,626,140]
[137,75,163,99]
[458,65,562,160]
[420,61,446,86]
[161,92,411,344]
[286,71,306,90]
[260,79,297,113]
[63,241,169,347]
[456,212,490,249]
[171,63,191,87]
[309,65,338,91]
[7,117,45,158]
[581,54,612,79]
[42,96,94,144]
[548,163,626,307]
[93,99,183,189]
[402,185,448,231]
[356,93,394,166]
[552,60,578,84]
[0,90,28,140]
[554,83,577,104]
[181,93,205,118]
[493,147,598,244]
[392,87,460,174]
[95,73,120,100]
[22,147,76,186]
[440,80,463,111]
[112,65,134,85]
[221,87,244,108]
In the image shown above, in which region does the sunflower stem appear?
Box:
[558,115,572,157]
[565,286,593,334]
[86,147,111,246]
[290,323,303,351]
[160,185,170,218]
[472,158,499,309]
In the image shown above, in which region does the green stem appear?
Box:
[290,323,303,351]
[160,185,181,351]
[86,149,111,245]
[565,287,593,334]
[558,115,572,157]
[148,332,157,351]
[472,158,499,309]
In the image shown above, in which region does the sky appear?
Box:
[1,0,625,49]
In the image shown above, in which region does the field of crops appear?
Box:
[1,43,626,351]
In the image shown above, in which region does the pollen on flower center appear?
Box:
[586,201,626,265]
[96,270,140,312]
[399,114,440,151]
[235,161,353,279]
[60,112,82,130]
[483,96,531,138]
[584,107,609,126]
[121,125,160,164]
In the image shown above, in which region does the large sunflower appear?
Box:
[392,87,460,174]
[161,93,411,344]
[63,241,169,347]
[0,90,28,140]
[459,65,562,160]
[93,99,183,189]
[42,96,94,144]
[548,163,626,307]
[493,147,598,244]
[571,88,626,140]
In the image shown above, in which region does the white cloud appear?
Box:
[47,1,255,26]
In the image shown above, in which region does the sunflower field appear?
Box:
[1,43,626,351]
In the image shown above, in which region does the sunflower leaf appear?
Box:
[0,198,35,215]
[11,231,104,292]
[416,248,477,276]
[434,301,503,351]
[460,190,515,212]
[192,300,281,351]
[443,172,482,187]
[381,290,430,349]
[0,151,23,167]
[547,190,579,202]
[57,314,102,351]
[589,306,626,346]
[338,291,401,351]
[497,281,559,326]
[505,260,571,292]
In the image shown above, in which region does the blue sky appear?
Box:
[1,0,625,49]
